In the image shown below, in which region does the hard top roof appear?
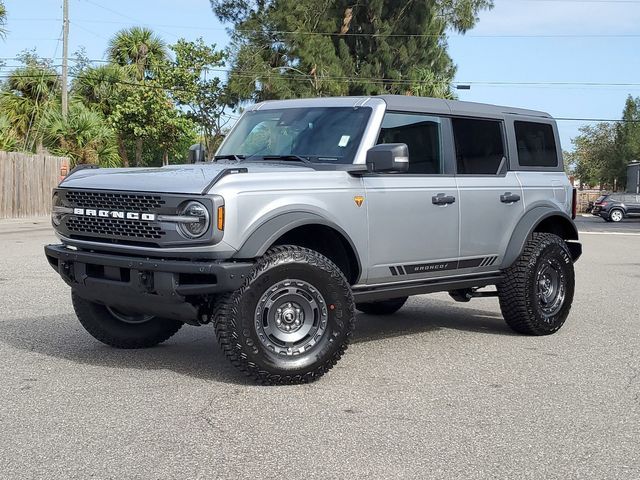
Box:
[252,95,552,119]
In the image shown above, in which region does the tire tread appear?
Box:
[213,245,355,385]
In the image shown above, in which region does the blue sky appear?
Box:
[2,0,639,151]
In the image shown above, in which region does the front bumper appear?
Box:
[45,244,254,324]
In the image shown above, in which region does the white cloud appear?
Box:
[470,1,640,35]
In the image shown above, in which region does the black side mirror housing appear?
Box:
[188,143,207,163]
[366,143,409,173]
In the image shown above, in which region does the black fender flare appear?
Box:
[233,211,362,273]
[503,206,580,268]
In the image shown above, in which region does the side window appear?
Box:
[452,118,505,175]
[377,113,442,174]
[514,121,558,167]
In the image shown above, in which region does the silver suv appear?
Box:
[45,96,582,384]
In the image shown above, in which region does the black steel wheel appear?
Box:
[72,293,183,348]
[213,246,355,384]
[498,233,575,335]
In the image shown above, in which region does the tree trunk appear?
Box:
[135,138,143,167]
[117,136,129,167]
[162,150,169,166]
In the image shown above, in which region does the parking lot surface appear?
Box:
[0,218,638,479]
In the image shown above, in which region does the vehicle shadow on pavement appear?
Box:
[3,300,511,384]
[354,297,514,343]
[1,314,257,385]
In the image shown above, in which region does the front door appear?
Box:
[363,113,460,284]
[626,194,640,215]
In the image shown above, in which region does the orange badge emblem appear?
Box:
[354,196,364,207]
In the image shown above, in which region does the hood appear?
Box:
[58,162,313,194]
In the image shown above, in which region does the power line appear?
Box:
[3,68,640,90]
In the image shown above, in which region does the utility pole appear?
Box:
[61,0,69,118]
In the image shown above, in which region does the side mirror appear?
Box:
[188,143,207,163]
[366,143,409,173]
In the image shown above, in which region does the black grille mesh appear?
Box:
[67,216,165,240]
[65,191,165,212]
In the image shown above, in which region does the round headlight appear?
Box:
[52,193,63,226]
[178,201,210,239]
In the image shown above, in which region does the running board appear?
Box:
[352,273,504,303]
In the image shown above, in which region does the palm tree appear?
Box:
[107,27,168,81]
[0,114,19,150]
[73,64,132,165]
[106,27,168,165]
[42,101,120,167]
[0,1,7,39]
[0,65,60,151]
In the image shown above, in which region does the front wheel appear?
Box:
[72,293,183,348]
[497,233,575,335]
[213,246,355,385]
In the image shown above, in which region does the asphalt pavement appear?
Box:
[0,217,638,479]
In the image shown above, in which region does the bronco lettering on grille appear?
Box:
[72,207,156,221]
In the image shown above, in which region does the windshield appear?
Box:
[217,107,372,164]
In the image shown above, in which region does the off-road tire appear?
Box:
[356,297,408,315]
[498,232,575,336]
[609,208,624,223]
[213,246,355,385]
[72,293,183,348]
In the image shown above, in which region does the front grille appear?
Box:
[65,191,165,212]
[67,216,166,240]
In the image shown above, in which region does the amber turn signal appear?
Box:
[217,206,225,230]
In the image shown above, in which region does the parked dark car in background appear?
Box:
[592,193,640,222]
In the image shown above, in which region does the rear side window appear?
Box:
[452,118,505,175]
[515,121,558,167]
[378,113,442,174]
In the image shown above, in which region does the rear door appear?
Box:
[363,112,460,284]
[453,117,524,270]
[509,119,569,215]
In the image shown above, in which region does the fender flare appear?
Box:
[233,211,362,272]
[503,206,579,268]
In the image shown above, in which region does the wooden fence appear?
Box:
[0,151,68,219]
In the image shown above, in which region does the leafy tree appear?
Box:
[42,101,119,167]
[568,123,620,190]
[616,95,640,166]
[161,38,229,158]
[210,0,493,103]
[568,96,640,190]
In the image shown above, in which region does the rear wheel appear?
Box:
[213,246,355,385]
[356,297,408,315]
[72,293,183,348]
[497,233,575,335]
[609,209,624,222]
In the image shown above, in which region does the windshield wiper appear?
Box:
[260,155,313,165]
[214,154,245,161]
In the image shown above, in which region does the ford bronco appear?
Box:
[45,96,582,384]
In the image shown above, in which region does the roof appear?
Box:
[252,95,552,119]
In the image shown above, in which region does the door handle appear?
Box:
[432,193,456,205]
[500,192,521,203]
